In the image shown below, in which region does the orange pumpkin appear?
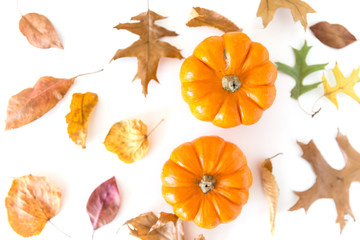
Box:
[161,136,253,228]
[180,32,277,128]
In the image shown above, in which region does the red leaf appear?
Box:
[86,177,121,230]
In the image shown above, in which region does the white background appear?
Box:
[0,0,360,239]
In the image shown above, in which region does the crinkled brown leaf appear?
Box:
[66,92,98,148]
[310,21,357,49]
[104,119,149,163]
[125,212,184,240]
[261,157,280,235]
[5,174,61,237]
[19,13,63,49]
[290,131,360,232]
[257,0,315,30]
[186,7,241,32]
[87,176,121,230]
[111,10,183,96]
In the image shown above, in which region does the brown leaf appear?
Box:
[310,21,357,49]
[87,176,121,230]
[5,175,61,237]
[186,7,241,32]
[261,157,280,235]
[65,92,98,148]
[290,131,360,232]
[194,234,206,240]
[19,13,63,49]
[125,212,184,240]
[111,10,183,96]
[257,0,315,30]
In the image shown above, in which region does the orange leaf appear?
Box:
[5,175,61,237]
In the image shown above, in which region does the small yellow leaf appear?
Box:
[322,63,360,109]
[66,92,98,148]
[104,119,149,163]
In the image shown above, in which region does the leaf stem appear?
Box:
[147,119,165,137]
[297,100,321,118]
[92,229,95,240]
[16,0,23,16]
[268,153,283,160]
[75,69,104,78]
[48,220,72,238]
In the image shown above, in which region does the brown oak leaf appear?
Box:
[186,7,242,32]
[290,131,360,232]
[111,10,183,96]
[19,13,63,49]
[257,0,315,30]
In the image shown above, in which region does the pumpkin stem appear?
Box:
[222,75,241,93]
[199,174,216,194]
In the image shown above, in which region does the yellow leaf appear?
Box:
[5,175,61,237]
[65,92,98,148]
[257,0,315,30]
[322,63,360,109]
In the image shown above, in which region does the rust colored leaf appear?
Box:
[125,212,184,240]
[5,175,61,237]
[186,7,241,32]
[87,176,121,230]
[66,92,98,148]
[19,13,63,49]
[261,157,280,235]
[290,131,360,232]
[310,22,357,49]
[257,0,315,30]
[111,10,183,96]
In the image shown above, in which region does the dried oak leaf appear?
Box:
[186,7,241,33]
[66,92,98,148]
[276,41,327,99]
[19,13,63,49]
[257,0,315,30]
[125,212,184,240]
[261,157,280,235]
[310,21,357,49]
[111,10,183,96]
[322,63,360,109]
[87,176,121,230]
[290,131,360,232]
[5,174,61,237]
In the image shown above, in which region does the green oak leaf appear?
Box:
[276,41,328,99]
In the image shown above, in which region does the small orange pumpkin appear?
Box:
[180,32,277,128]
[161,136,253,228]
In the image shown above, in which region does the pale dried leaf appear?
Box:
[194,234,206,240]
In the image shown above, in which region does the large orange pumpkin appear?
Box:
[180,32,277,128]
[161,136,253,228]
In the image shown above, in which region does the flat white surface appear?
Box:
[0,0,360,239]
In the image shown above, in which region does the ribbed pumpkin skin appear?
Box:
[180,32,277,128]
[161,136,253,229]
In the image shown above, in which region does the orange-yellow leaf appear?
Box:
[322,63,360,109]
[66,92,98,148]
[5,175,61,237]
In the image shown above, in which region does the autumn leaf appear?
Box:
[194,234,206,240]
[290,131,360,232]
[276,41,328,99]
[66,92,98,148]
[19,13,63,49]
[261,155,280,235]
[5,175,61,237]
[111,10,183,97]
[322,63,360,109]
[310,22,357,49]
[257,0,315,30]
[186,7,241,32]
[125,212,184,240]
[87,176,121,231]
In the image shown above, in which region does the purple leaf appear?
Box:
[86,176,121,230]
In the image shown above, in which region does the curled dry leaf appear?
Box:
[186,7,241,32]
[19,13,63,49]
[66,92,98,148]
[87,176,121,230]
[261,157,280,235]
[125,212,184,240]
[310,21,357,49]
[5,175,61,237]
[290,131,360,232]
